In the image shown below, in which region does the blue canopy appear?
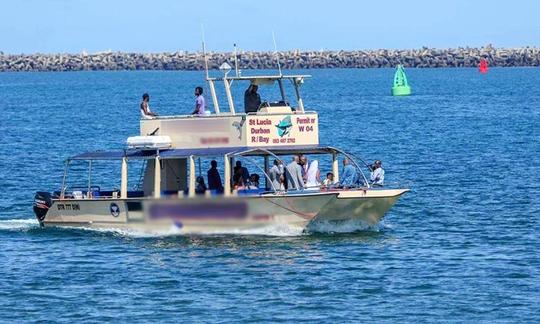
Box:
[70,145,336,161]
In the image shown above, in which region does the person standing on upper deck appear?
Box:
[244,83,261,113]
[140,93,157,119]
[192,86,206,115]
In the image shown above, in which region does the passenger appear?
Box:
[322,172,335,188]
[233,173,246,190]
[370,160,385,186]
[192,86,206,115]
[305,159,320,188]
[285,155,304,190]
[195,176,207,194]
[300,155,309,184]
[234,161,250,184]
[269,159,284,190]
[207,160,223,192]
[244,84,261,113]
[340,157,358,188]
[278,174,286,191]
[248,174,260,189]
[140,93,157,119]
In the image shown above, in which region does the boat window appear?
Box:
[61,160,122,199]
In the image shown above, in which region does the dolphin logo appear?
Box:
[275,116,293,137]
[110,203,120,217]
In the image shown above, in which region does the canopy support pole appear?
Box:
[224,154,231,196]
[293,80,305,112]
[264,155,270,190]
[208,80,220,114]
[87,160,92,196]
[278,79,287,103]
[121,157,128,199]
[224,78,236,114]
[332,152,340,183]
[60,160,71,199]
[154,155,161,198]
[188,155,196,197]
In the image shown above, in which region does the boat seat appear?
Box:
[237,189,264,196]
[162,190,179,196]
[127,191,144,198]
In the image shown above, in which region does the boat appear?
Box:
[392,64,412,96]
[33,65,409,234]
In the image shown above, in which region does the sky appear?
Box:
[1,0,539,54]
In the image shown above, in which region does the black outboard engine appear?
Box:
[33,192,52,224]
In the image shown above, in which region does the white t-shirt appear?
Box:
[370,168,385,185]
[141,103,154,119]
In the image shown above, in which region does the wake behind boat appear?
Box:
[33,64,409,234]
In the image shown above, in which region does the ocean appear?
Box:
[0,68,539,322]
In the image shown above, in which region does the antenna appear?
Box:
[272,31,282,76]
[233,43,240,77]
[201,24,209,80]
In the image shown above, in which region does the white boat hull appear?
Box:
[39,189,408,234]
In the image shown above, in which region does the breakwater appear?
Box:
[1,46,540,72]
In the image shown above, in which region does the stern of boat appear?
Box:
[33,191,53,226]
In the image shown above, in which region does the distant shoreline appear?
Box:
[1,46,539,72]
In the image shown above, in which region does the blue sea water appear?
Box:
[0,68,539,322]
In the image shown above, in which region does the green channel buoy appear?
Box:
[392,64,412,96]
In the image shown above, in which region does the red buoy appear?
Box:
[479,58,488,74]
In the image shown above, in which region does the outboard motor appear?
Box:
[33,192,52,224]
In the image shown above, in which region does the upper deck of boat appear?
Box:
[140,73,319,150]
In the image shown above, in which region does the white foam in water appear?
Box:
[75,223,305,237]
[307,218,384,234]
[0,218,40,230]
[0,218,383,237]
[59,225,185,238]
[203,223,305,237]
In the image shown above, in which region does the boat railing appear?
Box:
[144,109,318,120]
[325,147,371,188]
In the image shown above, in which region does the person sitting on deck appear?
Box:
[207,160,223,193]
[234,161,250,184]
[370,160,385,186]
[244,84,261,113]
[285,156,305,190]
[248,174,260,189]
[195,176,207,194]
[140,93,157,119]
[191,86,206,116]
[233,172,246,190]
[340,157,358,188]
[322,172,335,188]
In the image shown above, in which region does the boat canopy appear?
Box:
[69,145,342,161]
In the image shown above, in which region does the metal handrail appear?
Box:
[231,150,279,193]
[326,146,370,188]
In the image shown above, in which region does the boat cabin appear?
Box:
[140,74,318,149]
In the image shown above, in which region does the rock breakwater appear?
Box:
[1,46,539,72]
